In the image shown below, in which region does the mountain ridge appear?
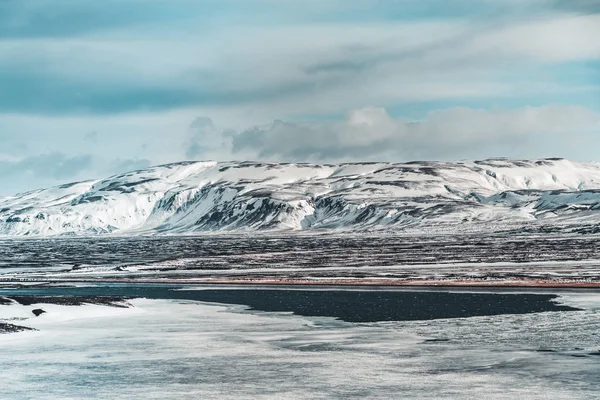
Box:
[2,158,600,236]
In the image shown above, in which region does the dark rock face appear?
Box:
[32,308,46,317]
[7,296,132,308]
[0,297,12,305]
[0,322,37,334]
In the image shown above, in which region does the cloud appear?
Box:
[0,153,93,194]
[0,0,224,39]
[0,109,220,169]
[85,131,98,143]
[0,1,599,193]
[0,7,598,116]
[1,103,599,195]
[189,116,214,132]
[549,0,600,14]
[231,105,600,161]
[185,117,216,159]
[0,153,93,179]
[185,116,234,160]
[110,158,152,174]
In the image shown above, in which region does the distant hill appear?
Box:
[2,158,600,236]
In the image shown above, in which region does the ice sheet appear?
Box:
[1,297,599,399]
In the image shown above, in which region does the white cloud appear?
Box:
[470,14,600,62]
[231,105,600,161]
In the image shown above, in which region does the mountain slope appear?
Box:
[2,158,600,236]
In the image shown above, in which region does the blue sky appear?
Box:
[1,0,599,194]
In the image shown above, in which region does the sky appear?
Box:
[0,0,599,194]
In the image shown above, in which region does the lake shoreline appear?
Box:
[2,277,600,289]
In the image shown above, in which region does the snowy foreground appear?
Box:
[2,158,600,236]
[1,292,600,399]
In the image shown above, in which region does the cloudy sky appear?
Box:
[1,0,599,194]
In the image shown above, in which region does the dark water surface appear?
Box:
[0,285,579,322]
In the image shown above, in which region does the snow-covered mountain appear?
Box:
[2,158,600,236]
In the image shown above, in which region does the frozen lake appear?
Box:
[1,285,600,399]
